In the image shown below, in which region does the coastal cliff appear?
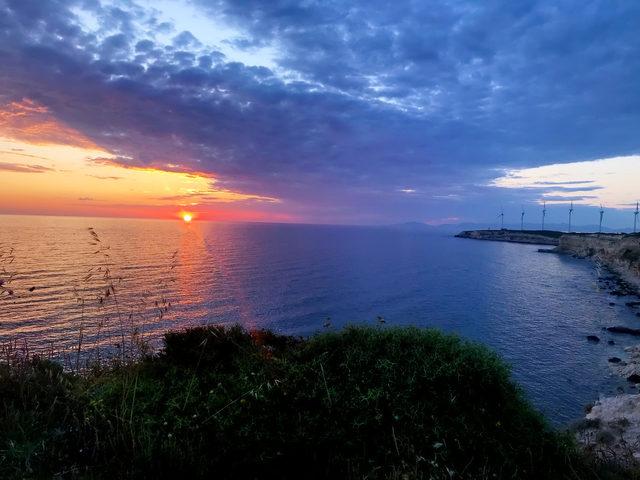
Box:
[456,230,640,286]
[556,234,640,289]
[558,233,640,280]
[455,229,562,245]
[557,234,640,462]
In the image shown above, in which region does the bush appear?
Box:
[0,326,618,479]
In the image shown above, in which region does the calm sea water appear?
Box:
[1,215,640,425]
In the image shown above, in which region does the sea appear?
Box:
[1,214,640,425]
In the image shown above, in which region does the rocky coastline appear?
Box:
[456,230,640,290]
[556,233,640,291]
[458,229,640,464]
[454,229,563,245]
[540,235,640,463]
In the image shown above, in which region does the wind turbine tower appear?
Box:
[521,207,525,231]
[634,202,639,234]
[498,207,505,230]
[568,201,574,233]
[541,201,547,231]
[599,204,604,234]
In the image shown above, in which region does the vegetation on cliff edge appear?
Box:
[0,325,633,479]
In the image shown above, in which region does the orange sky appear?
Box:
[0,99,289,222]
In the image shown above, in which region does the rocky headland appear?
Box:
[456,230,640,289]
[455,229,563,245]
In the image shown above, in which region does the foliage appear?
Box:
[0,326,634,479]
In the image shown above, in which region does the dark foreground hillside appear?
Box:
[0,326,632,479]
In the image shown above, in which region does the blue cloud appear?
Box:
[0,0,638,225]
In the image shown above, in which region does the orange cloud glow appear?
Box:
[0,99,100,149]
[0,99,283,221]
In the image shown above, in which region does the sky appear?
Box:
[0,0,638,228]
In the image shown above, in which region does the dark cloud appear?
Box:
[0,0,638,224]
[517,185,603,192]
[533,180,596,186]
[87,174,123,180]
[0,150,47,160]
[539,195,598,202]
[544,186,603,193]
[0,162,54,173]
[173,31,201,49]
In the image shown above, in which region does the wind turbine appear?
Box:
[568,201,574,233]
[498,207,505,230]
[520,206,525,231]
[634,202,639,234]
[599,204,605,234]
[541,201,547,231]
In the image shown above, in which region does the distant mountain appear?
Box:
[387,222,439,232]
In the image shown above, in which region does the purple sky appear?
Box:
[1,0,639,227]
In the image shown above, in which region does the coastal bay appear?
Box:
[456,229,640,290]
[457,228,640,461]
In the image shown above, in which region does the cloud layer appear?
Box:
[1,0,639,224]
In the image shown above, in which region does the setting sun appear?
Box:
[3,1,640,476]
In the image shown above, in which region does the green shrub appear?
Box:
[0,326,621,479]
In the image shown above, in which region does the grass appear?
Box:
[1,324,633,479]
[2,227,639,478]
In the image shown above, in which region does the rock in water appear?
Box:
[587,335,601,343]
[607,326,640,336]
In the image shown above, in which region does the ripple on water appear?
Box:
[1,215,639,425]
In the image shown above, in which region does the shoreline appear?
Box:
[458,228,640,462]
[456,229,640,292]
[556,233,640,294]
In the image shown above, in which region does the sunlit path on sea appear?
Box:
[1,214,639,425]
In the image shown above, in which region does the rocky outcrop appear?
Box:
[575,345,640,464]
[607,326,640,336]
[558,234,640,289]
[455,229,562,245]
[608,345,640,382]
[575,394,640,465]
